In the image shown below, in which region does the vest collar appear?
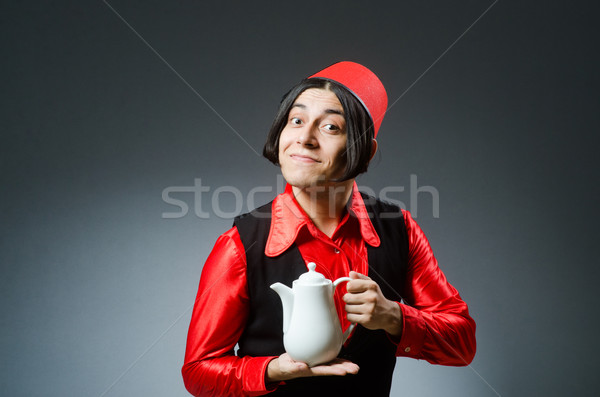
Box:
[265,182,380,257]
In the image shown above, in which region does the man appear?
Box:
[182,62,476,396]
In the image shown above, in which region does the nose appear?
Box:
[296,124,319,148]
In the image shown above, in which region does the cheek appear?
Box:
[331,143,348,170]
[278,129,292,154]
[331,140,348,159]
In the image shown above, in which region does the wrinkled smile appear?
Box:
[289,154,321,163]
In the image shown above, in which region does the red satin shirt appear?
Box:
[182,183,476,396]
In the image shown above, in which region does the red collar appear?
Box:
[265,182,380,257]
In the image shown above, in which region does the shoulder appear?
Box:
[233,200,273,239]
[197,225,248,290]
[359,191,406,222]
[234,201,273,224]
[211,226,245,261]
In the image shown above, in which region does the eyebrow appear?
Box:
[291,103,344,116]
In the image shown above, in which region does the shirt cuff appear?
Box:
[396,303,427,358]
[242,356,279,396]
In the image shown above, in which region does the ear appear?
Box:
[369,139,378,161]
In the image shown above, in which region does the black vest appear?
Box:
[234,193,408,396]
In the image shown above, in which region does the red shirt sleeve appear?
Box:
[182,227,277,396]
[395,211,477,366]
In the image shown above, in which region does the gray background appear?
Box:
[1,1,598,396]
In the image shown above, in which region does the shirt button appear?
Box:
[404,347,411,353]
[334,249,340,254]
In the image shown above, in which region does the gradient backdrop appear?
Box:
[1,1,598,396]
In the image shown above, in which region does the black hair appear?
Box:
[262,78,374,181]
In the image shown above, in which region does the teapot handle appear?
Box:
[332,276,351,289]
[333,277,356,343]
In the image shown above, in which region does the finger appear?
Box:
[343,292,368,304]
[328,360,360,375]
[346,279,374,293]
[310,365,350,376]
[349,271,371,280]
[310,359,359,376]
[346,312,368,325]
[345,301,369,312]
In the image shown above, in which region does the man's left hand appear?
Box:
[343,271,403,337]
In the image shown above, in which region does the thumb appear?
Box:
[349,271,370,280]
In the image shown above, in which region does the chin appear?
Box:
[283,176,316,189]
[281,169,341,189]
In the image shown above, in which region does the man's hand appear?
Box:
[266,353,359,382]
[343,271,402,337]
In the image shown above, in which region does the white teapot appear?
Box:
[270,262,356,366]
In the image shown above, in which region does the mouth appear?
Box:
[290,154,320,163]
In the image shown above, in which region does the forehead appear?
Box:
[292,88,344,113]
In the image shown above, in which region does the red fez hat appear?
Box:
[309,61,388,138]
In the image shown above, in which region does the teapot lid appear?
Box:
[297,262,328,285]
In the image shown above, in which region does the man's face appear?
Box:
[278,88,348,188]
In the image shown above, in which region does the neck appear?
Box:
[291,180,354,238]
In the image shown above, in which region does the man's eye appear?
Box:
[290,117,302,125]
[323,124,339,131]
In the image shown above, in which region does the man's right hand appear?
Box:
[266,353,359,382]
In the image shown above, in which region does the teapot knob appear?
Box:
[298,262,327,284]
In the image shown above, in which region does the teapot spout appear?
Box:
[270,282,294,334]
